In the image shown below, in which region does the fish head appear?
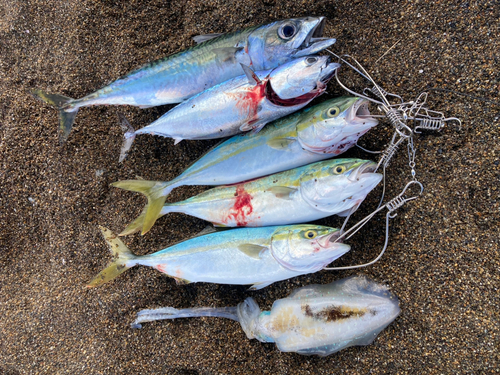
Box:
[299,159,382,213]
[248,17,336,70]
[270,225,350,272]
[296,97,378,153]
[267,56,340,100]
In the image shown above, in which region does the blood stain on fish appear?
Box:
[233,79,266,124]
[156,264,168,273]
[227,185,253,226]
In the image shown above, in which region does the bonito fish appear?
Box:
[119,159,382,235]
[32,17,335,142]
[88,225,350,289]
[114,97,378,234]
[120,56,340,155]
[131,276,401,357]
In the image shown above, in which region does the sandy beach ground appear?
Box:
[0,1,499,373]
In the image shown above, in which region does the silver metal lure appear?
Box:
[131,275,401,356]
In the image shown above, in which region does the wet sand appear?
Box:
[0,1,499,373]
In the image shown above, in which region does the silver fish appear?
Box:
[118,158,381,235]
[88,225,350,290]
[120,56,340,154]
[32,17,335,142]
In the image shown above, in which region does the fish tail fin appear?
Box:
[112,180,176,235]
[87,226,137,287]
[117,112,137,162]
[119,206,148,236]
[31,89,78,143]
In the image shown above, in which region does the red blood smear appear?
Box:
[235,80,266,124]
[227,185,253,226]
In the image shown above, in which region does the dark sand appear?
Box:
[1,1,499,373]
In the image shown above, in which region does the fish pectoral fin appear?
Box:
[192,33,223,44]
[266,137,297,150]
[249,281,274,290]
[266,186,297,200]
[239,63,262,85]
[173,277,191,285]
[212,47,245,63]
[240,120,266,133]
[237,244,269,259]
[173,137,183,145]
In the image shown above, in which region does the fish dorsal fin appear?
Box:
[266,186,297,200]
[192,33,223,44]
[266,137,296,150]
[239,63,262,85]
[238,244,268,259]
[212,47,244,63]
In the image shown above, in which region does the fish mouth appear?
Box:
[348,161,379,182]
[348,99,379,129]
[317,232,351,261]
[320,59,340,84]
[328,230,344,243]
[317,230,344,248]
[294,17,336,56]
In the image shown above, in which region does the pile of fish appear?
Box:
[34,17,401,356]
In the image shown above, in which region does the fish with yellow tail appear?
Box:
[117,158,382,236]
[88,225,350,290]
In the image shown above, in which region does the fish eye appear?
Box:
[333,165,346,174]
[305,56,318,65]
[327,106,340,118]
[279,23,297,40]
[304,230,317,239]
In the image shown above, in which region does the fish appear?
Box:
[117,158,382,235]
[88,225,350,289]
[113,96,378,233]
[32,17,336,142]
[119,55,340,156]
[130,275,401,356]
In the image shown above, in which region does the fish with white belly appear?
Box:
[119,158,382,235]
[114,96,378,234]
[119,56,340,155]
[88,225,350,290]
